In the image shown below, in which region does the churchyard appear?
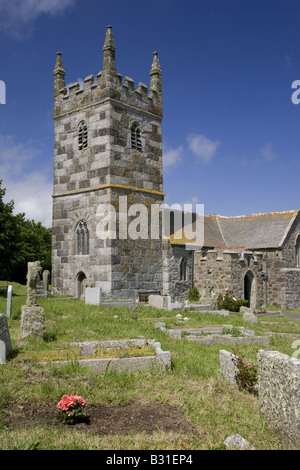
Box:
[1,280,300,450]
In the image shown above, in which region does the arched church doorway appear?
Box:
[77,271,86,300]
[244,270,257,308]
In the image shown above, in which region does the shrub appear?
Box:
[187,285,200,302]
[217,291,248,312]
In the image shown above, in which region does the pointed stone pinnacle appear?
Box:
[151,51,161,75]
[53,52,65,74]
[103,25,116,51]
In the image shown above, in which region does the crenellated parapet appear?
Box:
[53,27,162,119]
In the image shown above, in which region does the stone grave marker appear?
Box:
[85,287,102,305]
[21,261,45,339]
[6,284,12,318]
[0,314,12,362]
[0,341,6,364]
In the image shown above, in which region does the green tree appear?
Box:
[0,179,52,283]
[12,215,52,284]
[0,180,19,279]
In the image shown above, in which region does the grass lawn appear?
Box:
[0,281,299,450]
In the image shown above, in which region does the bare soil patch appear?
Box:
[4,403,197,436]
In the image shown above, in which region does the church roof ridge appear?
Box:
[206,209,299,219]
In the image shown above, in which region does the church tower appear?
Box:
[52,27,164,298]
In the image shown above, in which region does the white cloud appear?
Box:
[163,145,184,168]
[0,134,52,227]
[261,142,276,162]
[0,0,75,35]
[6,172,52,228]
[187,133,220,164]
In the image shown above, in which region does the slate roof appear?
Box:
[166,209,299,250]
[210,210,299,249]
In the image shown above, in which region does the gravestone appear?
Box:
[42,270,50,296]
[21,261,45,339]
[6,284,12,318]
[85,287,102,305]
[0,341,5,364]
[148,294,167,309]
[203,279,214,299]
[243,311,258,324]
[219,349,239,387]
[0,314,12,362]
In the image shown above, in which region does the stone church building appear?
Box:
[51,27,300,310]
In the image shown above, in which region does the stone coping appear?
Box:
[154,322,269,346]
[38,339,171,374]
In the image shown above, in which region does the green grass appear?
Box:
[0,280,299,450]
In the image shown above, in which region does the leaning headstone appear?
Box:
[0,314,12,361]
[85,287,102,305]
[6,285,12,318]
[219,349,239,387]
[21,261,45,339]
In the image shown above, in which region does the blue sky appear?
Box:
[0,0,300,228]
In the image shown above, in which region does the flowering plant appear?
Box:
[234,355,258,395]
[57,394,87,424]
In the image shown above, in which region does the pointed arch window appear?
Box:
[131,122,142,151]
[78,121,88,150]
[76,220,89,255]
[180,257,187,281]
[296,235,300,267]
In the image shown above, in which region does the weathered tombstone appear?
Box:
[219,349,239,387]
[243,311,258,324]
[199,279,217,309]
[257,349,300,446]
[85,287,102,305]
[203,279,214,299]
[42,270,50,296]
[6,284,12,318]
[20,261,45,339]
[148,294,166,309]
[0,340,6,364]
[0,314,12,362]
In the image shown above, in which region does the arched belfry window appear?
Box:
[296,235,300,267]
[180,257,187,281]
[131,122,142,151]
[76,220,89,255]
[78,121,88,150]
